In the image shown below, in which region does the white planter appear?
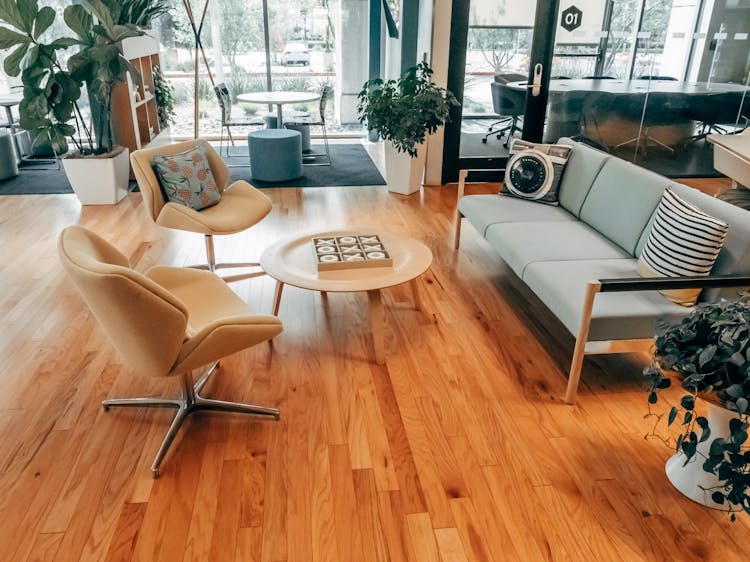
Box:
[120,31,159,59]
[384,141,426,195]
[665,400,741,511]
[63,147,130,206]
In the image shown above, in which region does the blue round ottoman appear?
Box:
[248,129,303,182]
[0,132,19,180]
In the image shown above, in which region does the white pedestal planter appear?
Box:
[665,400,740,511]
[384,141,426,195]
[63,147,130,206]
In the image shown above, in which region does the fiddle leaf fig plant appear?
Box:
[357,61,459,157]
[0,0,144,155]
[645,299,750,519]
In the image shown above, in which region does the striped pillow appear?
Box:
[637,188,729,306]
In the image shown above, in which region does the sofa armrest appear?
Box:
[596,274,750,293]
[457,168,506,201]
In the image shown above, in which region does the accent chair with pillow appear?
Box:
[131,139,272,281]
[58,225,283,477]
[454,138,750,403]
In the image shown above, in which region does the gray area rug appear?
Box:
[227,142,385,188]
[0,143,384,195]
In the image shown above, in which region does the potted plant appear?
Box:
[358,62,459,195]
[645,299,750,518]
[153,64,176,129]
[0,0,147,205]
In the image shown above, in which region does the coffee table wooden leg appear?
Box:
[272,281,284,315]
[367,290,385,364]
[410,278,422,312]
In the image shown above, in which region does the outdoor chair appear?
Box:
[283,85,332,166]
[214,83,265,159]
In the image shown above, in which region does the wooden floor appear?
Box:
[1,174,748,561]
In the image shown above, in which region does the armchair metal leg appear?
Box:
[186,235,265,282]
[102,364,280,478]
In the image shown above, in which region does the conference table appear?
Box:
[236,90,320,128]
[506,79,750,144]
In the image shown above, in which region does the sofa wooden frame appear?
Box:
[453,169,750,404]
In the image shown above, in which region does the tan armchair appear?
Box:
[58,225,283,477]
[130,139,272,281]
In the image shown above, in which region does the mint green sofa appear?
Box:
[454,138,750,403]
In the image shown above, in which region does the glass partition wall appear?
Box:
[154,0,366,139]
[448,0,750,182]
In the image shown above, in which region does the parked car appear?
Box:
[281,43,311,67]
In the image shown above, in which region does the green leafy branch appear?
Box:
[0,0,145,155]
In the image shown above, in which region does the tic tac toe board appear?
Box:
[312,234,393,271]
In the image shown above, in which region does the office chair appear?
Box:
[482,81,526,147]
[131,140,272,281]
[214,83,265,159]
[283,85,332,166]
[614,92,685,154]
[58,225,283,476]
[683,92,747,143]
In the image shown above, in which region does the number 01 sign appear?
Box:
[556,0,607,45]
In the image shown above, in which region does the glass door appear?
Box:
[442,0,560,182]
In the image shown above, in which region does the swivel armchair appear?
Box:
[131,139,272,282]
[58,225,283,476]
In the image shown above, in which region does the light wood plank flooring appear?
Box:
[0,176,748,561]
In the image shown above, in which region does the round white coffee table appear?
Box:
[260,230,433,364]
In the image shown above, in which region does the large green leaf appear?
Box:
[55,71,81,100]
[49,37,79,50]
[3,43,26,76]
[108,24,142,43]
[19,92,48,122]
[63,4,93,42]
[0,26,29,49]
[81,0,114,32]
[16,0,37,35]
[32,5,54,39]
[0,0,28,33]
[67,50,93,82]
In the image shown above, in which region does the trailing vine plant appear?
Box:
[644,299,750,520]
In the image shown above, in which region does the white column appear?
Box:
[424,0,451,186]
[336,0,369,124]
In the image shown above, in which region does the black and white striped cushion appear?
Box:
[637,188,728,306]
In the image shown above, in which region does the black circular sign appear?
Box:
[509,155,547,194]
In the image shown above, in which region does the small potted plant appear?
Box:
[358,62,459,195]
[0,0,148,205]
[645,299,750,518]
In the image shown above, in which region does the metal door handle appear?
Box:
[525,63,543,97]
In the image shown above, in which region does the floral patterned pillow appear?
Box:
[152,142,221,211]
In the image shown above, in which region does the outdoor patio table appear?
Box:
[236,91,320,129]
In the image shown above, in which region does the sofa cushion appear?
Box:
[522,259,691,341]
[669,183,750,302]
[579,157,669,255]
[153,141,221,211]
[501,140,572,205]
[458,194,576,237]
[557,138,611,217]
[637,188,728,306]
[485,221,630,278]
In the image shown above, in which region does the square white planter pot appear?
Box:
[384,141,426,195]
[63,147,130,206]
